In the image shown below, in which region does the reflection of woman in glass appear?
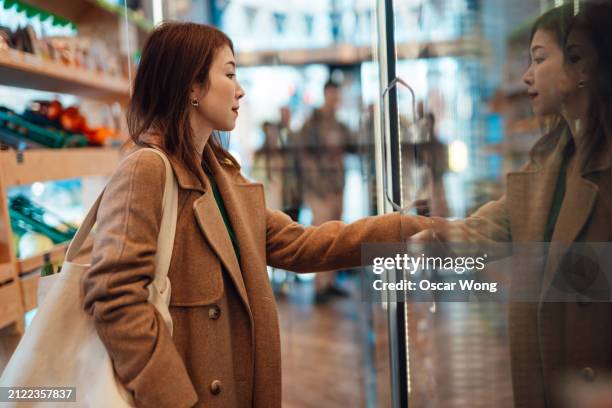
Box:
[416,4,611,407]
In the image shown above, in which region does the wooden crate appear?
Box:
[0,281,23,330]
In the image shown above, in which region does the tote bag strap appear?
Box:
[65,148,179,287]
[147,148,178,288]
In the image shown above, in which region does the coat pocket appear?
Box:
[168,257,224,306]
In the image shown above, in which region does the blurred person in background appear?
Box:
[420,112,450,217]
[252,108,302,298]
[252,107,301,220]
[298,79,358,303]
[252,121,284,210]
[403,106,450,217]
[277,106,303,222]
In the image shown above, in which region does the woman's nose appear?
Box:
[522,67,534,86]
[237,83,246,99]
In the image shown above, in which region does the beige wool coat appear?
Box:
[443,128,612,407]
[81,140,431,408]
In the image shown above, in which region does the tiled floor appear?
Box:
[277,277,369,408]
[275,276,514,408]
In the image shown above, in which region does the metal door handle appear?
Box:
[379,76,419,213]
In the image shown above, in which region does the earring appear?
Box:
[191,98,199,107]
[578,80,586,89]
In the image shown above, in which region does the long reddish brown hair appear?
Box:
[127,21,239,178]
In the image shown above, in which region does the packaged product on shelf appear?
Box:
[0,108,88,148]
[0,20,123,79]
[89,38,121,77]
[46,36,74,66]
[10,26,35,54]
[0,27,12,51]
[9,194,78,246]
[45,36,122,78]
[0,108,45,149]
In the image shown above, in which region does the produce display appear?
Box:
[0,100,120,149]
[0,1,134,318]
[0,2,130,151]
[9,194,78,259]
[25,100,119,146]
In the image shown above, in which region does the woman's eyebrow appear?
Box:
[226,61,236,67]
[531,45,544,53]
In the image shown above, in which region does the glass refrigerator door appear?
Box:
[369,0,553,407]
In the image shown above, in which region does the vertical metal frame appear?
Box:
[374,0,409,406]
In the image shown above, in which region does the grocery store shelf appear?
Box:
[23,0,153,34]
[16,236,93,276]
[0,49,130,101]
[237,44,371,66]
[0,147,122,187]
[87,0,154,33]
[20,273,39,312]
[17,242,68,275]
[0,263,13,284]
[0,281,22,329]
[236,37,490,67]
[395,36,489,60]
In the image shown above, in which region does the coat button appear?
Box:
[582,367,596,382]
[208,305,221,320]
[210,380,222,395]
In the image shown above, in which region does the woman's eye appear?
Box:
[534,57,545,64]
[227,73,236,79]
[568,55,581,63]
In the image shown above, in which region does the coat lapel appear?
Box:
[506,165,560,243]
[550,177,598,244]
[199,145,266,318]
[539,140,608,299]
[133,135,255,316]
[506,130,574,242]
[505,132,570,304]
[203,146,267,275]
[192,185,251,313]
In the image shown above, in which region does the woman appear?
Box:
[418,3,612,407]
[81,22,430,408]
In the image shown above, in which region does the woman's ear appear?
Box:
[189,84,202,108]
[190,84,200,100]
[191,82,209,104]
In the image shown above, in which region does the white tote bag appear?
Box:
[0,148,178,407]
